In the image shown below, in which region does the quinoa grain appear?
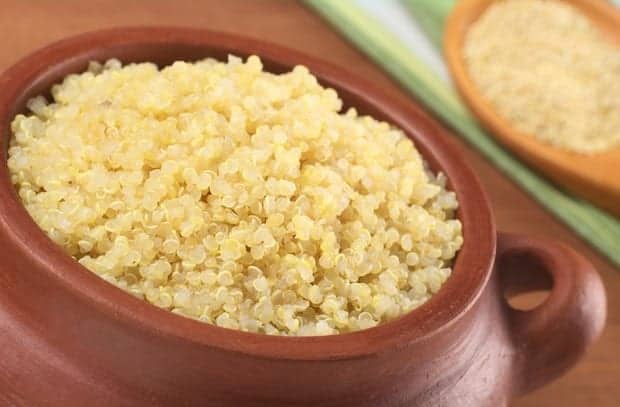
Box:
[8,55,462,335]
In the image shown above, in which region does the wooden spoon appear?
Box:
[444,0,620,216]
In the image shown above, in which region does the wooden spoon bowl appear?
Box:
[444,0,620,216]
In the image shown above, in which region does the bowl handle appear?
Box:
[496,232,606,395]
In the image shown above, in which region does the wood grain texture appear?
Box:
[0,1,617,405]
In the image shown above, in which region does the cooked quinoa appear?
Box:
[464,0,620,154]
[7,56,463,335]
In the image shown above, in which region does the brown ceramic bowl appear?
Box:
[0,27,607,406]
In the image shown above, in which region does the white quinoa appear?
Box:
[464,0,620,154]
[8,56,463,335]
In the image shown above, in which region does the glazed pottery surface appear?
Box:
[0,28,606,406]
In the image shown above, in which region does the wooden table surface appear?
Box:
[0,1,617,405]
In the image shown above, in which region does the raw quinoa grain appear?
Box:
[464,0,620,154]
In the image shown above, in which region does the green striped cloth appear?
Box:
[305,0,620,267]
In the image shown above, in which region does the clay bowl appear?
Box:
[0,27,607,406]
[444,0,620,216]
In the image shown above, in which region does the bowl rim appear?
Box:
[0,26,496,360]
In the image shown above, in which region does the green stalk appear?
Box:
[403,0,456,48]
[304,0,620,266]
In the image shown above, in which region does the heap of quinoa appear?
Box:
[8,56,463,335]
[464,0,620,154]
